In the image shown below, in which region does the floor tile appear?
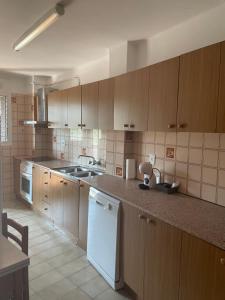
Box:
[80,275,109,298]
[94,288,131,300]
[63,287,92,300]
[29,262,54,280]
[30,269,64,292]
[69,265,99,286]
[57,255,89,277]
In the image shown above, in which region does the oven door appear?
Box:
[20,172,32,204]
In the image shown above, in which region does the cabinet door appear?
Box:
[98,78,114,130]
[60,90,69,128]
[63,179,79,238]
[48,90,66,128]
[148,58,179,131]
[213,248,225,299]
[67,86,82,128]
[177,43,220,132]
[81,82,99,129]
[78,182,90,250]
[114,73,130,130]
[129,68,149,131]
[143,217,182,300]
[179,233,216,300]
[217,42,225,132]
[50,174,64,227]
[32,165,41,210]
[121,202,144,297]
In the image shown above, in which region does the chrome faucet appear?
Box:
[78,155,101,166]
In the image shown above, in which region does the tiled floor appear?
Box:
[3,200,132,300]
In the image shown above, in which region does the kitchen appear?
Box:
[1,0,225,300]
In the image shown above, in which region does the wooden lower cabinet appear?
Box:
[121,202,144,296]
[63,179,79,238]
[51,173,64,227]
[143,217,182,300]
[78,182,90,251]
[179,233,225,300]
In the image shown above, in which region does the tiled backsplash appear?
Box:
[129,131,225,207]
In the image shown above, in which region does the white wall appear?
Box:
[0,72,32,95]
[109,42,128,77]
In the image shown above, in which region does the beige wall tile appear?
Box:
[187,180,201,198]
[217,188,225,207]
[202,167,217,185]
[155,145,165,159]
[218,170,225,188]
[190,133,203,148]
[189,148,202,165]
[220,134,225,149]
[177,132,189,147]
[155,132,165,144]
[188,164,201,182]
[204,133,219,149]
[203,150,218,167]
[219,151,225,169]
[201,184,216,203]
[164,160,175,175]
[115,141,124,154]
[165,132,176,145]
[175,177,187,193]
[155,158,164,172]
[176,162,188,178]
[176,147,188,162]
[145,144,155,156]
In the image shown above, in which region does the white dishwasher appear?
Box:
[87,187,123,290]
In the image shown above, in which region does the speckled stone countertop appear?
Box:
[82,174,225,251]
[34,160,76,169]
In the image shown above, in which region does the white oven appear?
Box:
[20,161,33,204]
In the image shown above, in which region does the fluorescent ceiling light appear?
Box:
[13,4,64,51]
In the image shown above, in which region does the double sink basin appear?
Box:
[53,165,104,179]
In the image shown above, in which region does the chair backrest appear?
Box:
[2,212,28,255]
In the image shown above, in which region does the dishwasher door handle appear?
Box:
[96,200,104,207]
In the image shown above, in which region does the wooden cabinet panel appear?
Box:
[63,179,79,238]
[143,218,182,300]
[114,68,149,131]
[32,165,41,210]
[48,90,67,128]
[177,43,220,132]
[179,233,216,300]
[78,182,90,250]
[148,58,179,131]
[114,73,130,130]
[217,42,225,132]
[98,78,114,130]
[50,174,64,227]
[67,86,82,128]
[129,68,149,131]
[121,202,144,296]
[82,82,99,129]
[213,248,225,299]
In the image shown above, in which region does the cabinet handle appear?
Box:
[60,180,64,183]
[44,195,48,198]
[124,124,129,128]
[177,123,186,129]
[44,182,48,185]
[147,218,156,225]
[220,258,225,265]
[78,124,82,127]
[44,171,48,174]
[65,124,68,127]
[138,214,146,220]
[82,124,86,127]
[80,184,84,187]
[129,124,135,129]
[168,124,175,129]
[64,182,68,185]
[44,207,48,211]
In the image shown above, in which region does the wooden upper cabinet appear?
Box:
[217,42,225,132]
[98,78,114,130]
[48,90,63,128]
[67,86,82,128]
[114,68,149,131]
[148,58,179,131]
[81,82,99,129]
[177,43,220,132]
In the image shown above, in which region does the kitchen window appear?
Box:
[0,95,9,143]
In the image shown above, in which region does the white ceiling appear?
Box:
[0,0,224,77]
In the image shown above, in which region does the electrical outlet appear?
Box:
[149,153,156,165]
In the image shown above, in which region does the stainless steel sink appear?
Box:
[53,166,104,178]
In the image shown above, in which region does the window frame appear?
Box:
[0,93,12,146]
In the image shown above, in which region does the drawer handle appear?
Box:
[78,124,82,127]
[147,218,156,225]
[64,182,68,185]
[138,214,146,220]
[44,195,48,198]
[44,171,48,174]
[96,200,104,206]
[177,123,186,129]
[129,124,135,128]
[168,124,175,129]
[44,182,48,185]
[220,258,225,265]
[124,124,129,128]
[60,180,64,183]
[44,208,48,211]
[82,124,86,127]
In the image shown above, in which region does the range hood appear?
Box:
[23,87,49,127]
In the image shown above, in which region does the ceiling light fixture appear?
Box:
[13,3,64,51]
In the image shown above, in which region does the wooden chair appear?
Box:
[1,212,29,299]
[2,212,28,255]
